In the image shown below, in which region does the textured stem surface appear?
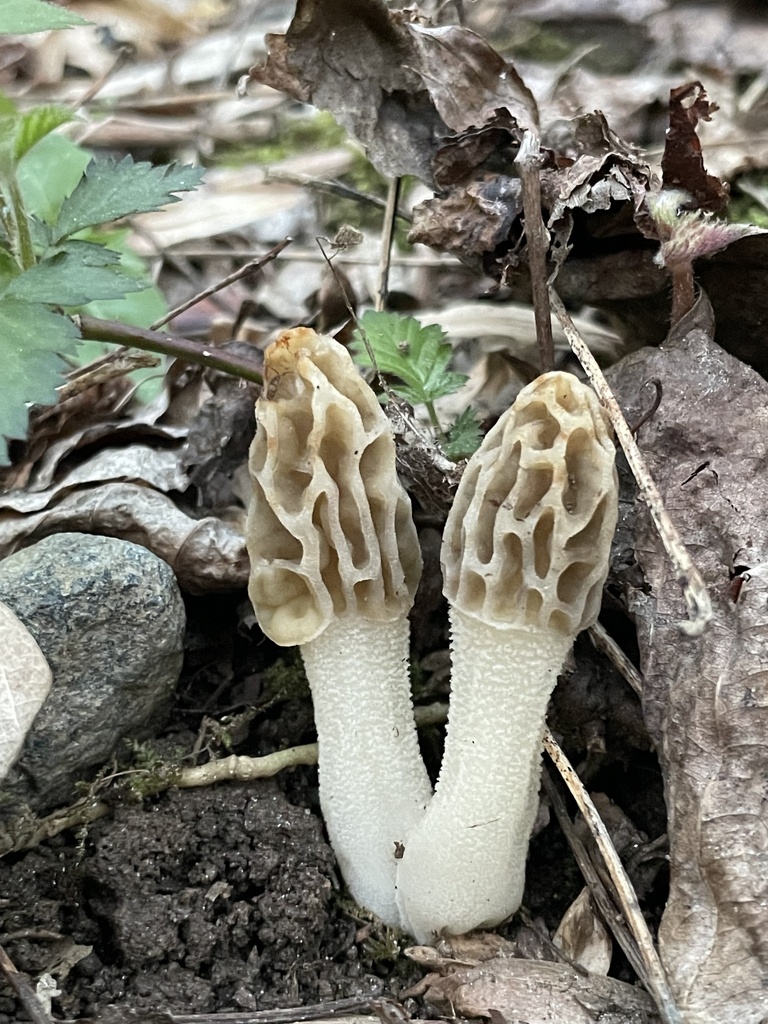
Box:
[396,608,571,943]
[301,616,432,928]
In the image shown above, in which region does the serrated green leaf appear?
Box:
[352,310,466,405]
[5,241,145,305]
[14,106,73,162]
[442,406,482,461]
[0,298,80,462]
[53,156,205,241]
[0,0,91,32]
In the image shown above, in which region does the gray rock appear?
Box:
[0,533,185,810]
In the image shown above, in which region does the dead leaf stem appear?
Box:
[375,176,402,312]
[76,315,263,384]
[150,236,293,330]
[516,130,554,371]
[549,288,712,637]
[543,731,683,1024]
[588,623,644,697]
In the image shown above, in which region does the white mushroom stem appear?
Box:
[302,615,432,928]
[246,328,430,930]
[396,371,618,944]
[396,611,571,943]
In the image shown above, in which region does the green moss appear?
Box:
[260,651,310,704]
[216,109,348,167]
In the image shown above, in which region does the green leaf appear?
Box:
[0,0,91,32]
[442,406,482,461]
[352,310,466,406]
[0,247,20,286]
[53,156,205,241]
[14,105,73,162]
[0,114,18,177]
[80,284,166,329]
[6,241,145,305]
[0,298,80,463]
[18,133,91,224]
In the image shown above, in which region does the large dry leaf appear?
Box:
[421,955,659,1023]
[0,482,248,594]
[410,108,650,274]
[0,600,52,782]
[0,445,189,515]
[249,0,537,185]
[608,293,768,1024]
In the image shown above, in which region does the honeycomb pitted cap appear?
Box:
[442,372,618,636]
[246,328,422,646]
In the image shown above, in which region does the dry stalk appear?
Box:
[375,176,402,312]
[543,730,683,1024]
[588,622,644,698]
[549,287,712,637]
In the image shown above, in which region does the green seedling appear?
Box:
[0,94,203,462]
[351,309,481,459]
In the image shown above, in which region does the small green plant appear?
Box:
[0,95,203,462]
[351,309,482,459]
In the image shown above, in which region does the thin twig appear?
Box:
[60,996,377,1024]
[588,622,644,698]
[0,945,53,1024]
[543,790,642,973]
[164,249,455,267]
[266,171,411,222]
[629,378,663,435]
[541,770,652,981]
[549,287,712,637]
[76,315,263,384]
[543,731,682,1024]
[516,130,554,371]
[375,177,402,312]
[73,45,133,106]
[150,237,293,330]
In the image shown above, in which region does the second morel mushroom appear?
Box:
[396,372,618,943]
[246,328,431,929]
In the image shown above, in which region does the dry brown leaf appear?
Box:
[553,887,613,975]
[411,108,650,273]
[422,955,659,1024]
[249,0,537,186]
[0,446,189,516]
[660,81,729,213]
[608,292,768,1024]
[0,483,247,594]
[0,600,52,783]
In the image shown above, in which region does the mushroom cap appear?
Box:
[442,371,618,636]
[246,328,422,646]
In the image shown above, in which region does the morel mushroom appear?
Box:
[246,328,431,928]
[396,372,618,943]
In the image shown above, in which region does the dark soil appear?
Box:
[0,536,662,1021]
[0,779,425,1020]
